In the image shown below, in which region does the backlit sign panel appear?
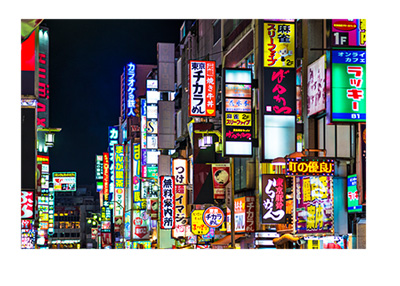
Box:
[95,155,103,180]
[264,22,295,68]
[330,49,366,123]
[307,55,326,116]
[21,191,34,219]
[191,210,209,235]
[174,185,187,232]
[203,206,224,228]
[331,19,366,47]
[211,163,230,200]
[261,175,286,224]
[160,176,175,229]
[114,144,124,217]
[125,63,136,117]
[132,210,149,239]
[172,159,188,185]
[108,126,119,201]
[347,174,362,213]
[103,152,110,200]
[227,196,256,233]
[223,68,253,157]
[52,172,76,192]
[286,158,335,176]
[189,60,216,117]
[294,176,334,234]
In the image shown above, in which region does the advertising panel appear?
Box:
[114,144,125,217]
[160,176,175,229]
[264,67,296,116]
[189,60,216,117]
[347,174,362,213]
[286,158,335,176]
[21,191,34,219]
[223,68,253,157]
[261,175,286,224]
[95,155,103,180]
[174,185,187,237]
[295,176,334,234]
[52,172,77,191]
[191,210,209,235]
[330,49,366,123]
[172,159,188,185]
[124,211,131,241]
[203,206,224,228]
[227,196,255,233]
[331,19,366,47]
[125,62,136,117]
[102,153,110,201]
[108,126,119,201]
[132,210,149,240]
[307,55,326,116]
[264,22,295,68]
[211,163,230,200]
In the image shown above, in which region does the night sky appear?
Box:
[43,19,184,186]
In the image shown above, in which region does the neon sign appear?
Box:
[286,158,335,176]
[126,63,136,117]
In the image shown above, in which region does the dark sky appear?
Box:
[43,19,184,186]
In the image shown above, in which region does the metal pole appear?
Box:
[230,157,235,248]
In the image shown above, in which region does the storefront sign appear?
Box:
[264,67,296,115]
[347,174,362,213]
[172,159,188,185]
[160,176,175,229]
[261,175,286,224]
[286,158,335,176]
[108,126,119,200]
[95,155,103,180]
[132,210,149,239]
[125,62,136,117]
[175,185,187,228]
[52,172,77,192]
[203,206,224,228]
[103,153,110,201]
[114,144,125,217]
[223,68,253,157]
[211,163,230,200]
[189,60,216,117]
[307,55,326,116]
[190,210,209,235]
[331,19,366,47]
[21,191,34,219]
[264,22,295,68]
[295,176,334,234]
[330,49,366,123]
[227,196,255,233]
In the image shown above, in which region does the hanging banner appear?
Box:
[211,163,230,200]
[160,176,175,229]
[307,55,326,116]
[261,175,286,224]
[189,60,216,117]
[295,176,334,234]
[264,22,295,68]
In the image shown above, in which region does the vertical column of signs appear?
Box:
[114,144,125,234]
[263,21,297,160]
[222,68,253,157]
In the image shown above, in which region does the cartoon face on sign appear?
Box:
[214,169,229,185]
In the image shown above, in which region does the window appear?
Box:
[213,20,221,45]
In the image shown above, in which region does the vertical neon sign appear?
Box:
[126,63,136,117]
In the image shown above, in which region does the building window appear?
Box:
[213,20,221,45]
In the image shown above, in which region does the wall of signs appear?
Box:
[114,144,125,218]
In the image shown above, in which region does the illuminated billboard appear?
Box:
[264,21,295,68]
[188,60,216,117]
[223,68,253,157]
[160,176,175,229]
[52,172,76,191]
[331,19,366,47]
[114,144,124,217]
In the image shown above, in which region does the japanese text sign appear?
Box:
[108,126,119,200]
[125,62,136,117]
[295,176,334,234]
[264,67,296,115]
[95,155,103,180]
[189,60,216,117]
[114,144,125,217]
[211,163,230,200]
[160,176,175,229]
[174,185,188,229]
[347,174,362,213]
[264,22,295,68]
[286,158,335,176]
[331,19,366,47]
[102,153,110,201]
[172,159,188,185]
[191,210,209,235]
[331,50,366,123]
[227,196,255,233]
[132,210,149,239]
[223,68,253,157]
[203,206,224,228]
[261,175,286,224]
[52,172,77,192]
[21,191,34,219]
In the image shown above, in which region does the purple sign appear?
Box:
[331,19,366,47]
[295,176,333,234]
